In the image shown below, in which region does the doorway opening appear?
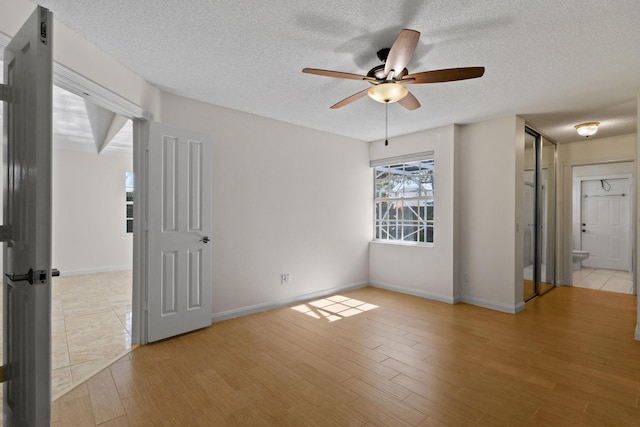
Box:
[50,83,135,398]
[572,163,635,295]
[0,54,138,398]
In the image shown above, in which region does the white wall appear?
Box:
[458,116,525,313]
[159,92,372,317]
[52,149,133,274]
[368,125,459,303]
[368,117,526,314]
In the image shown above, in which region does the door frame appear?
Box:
[52,69,151,345]
[132,119,149,344]
[54,73,151,345]
[573,173,633,273]
[563,158,636,292]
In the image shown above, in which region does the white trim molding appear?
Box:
[53,62,151,120]
[369,281,458,305]
[1,30,150,121]
[57,265,132,277]
[460,296,526,314]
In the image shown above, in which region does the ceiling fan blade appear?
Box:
[403,67,485,84]
[303,68,375,81]
[384,29,420,77]
[330,88,370,109]
[398,91,421,111]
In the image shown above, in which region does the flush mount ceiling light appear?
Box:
[367,82,409,103]
[575,122,600,137]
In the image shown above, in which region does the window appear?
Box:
[126,172,134,233]
[373,154,434,244]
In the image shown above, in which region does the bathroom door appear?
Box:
[580,178,630,271]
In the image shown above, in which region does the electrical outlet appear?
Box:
[463,273,470,283]
[281,273,290,285]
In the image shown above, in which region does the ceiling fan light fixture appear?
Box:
[575,122,600,137]
[367,82,408,103]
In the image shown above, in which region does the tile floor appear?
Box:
[0,271,133,403]
[573,267,635,294]
[51,270,133,400]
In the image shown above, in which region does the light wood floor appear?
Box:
[52,286,640,426]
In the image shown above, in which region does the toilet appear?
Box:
[572,250,590,270]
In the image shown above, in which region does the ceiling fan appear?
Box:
[302,29,485,111]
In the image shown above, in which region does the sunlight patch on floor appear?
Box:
[291,294,378,321]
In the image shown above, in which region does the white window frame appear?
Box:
[372,151,434,246]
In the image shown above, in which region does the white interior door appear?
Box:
[2,6,53,425]
[145,121,212,343]
[581,178,630,271]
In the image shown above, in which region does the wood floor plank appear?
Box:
[346,395,418,427]
[404,391,484,425]
[86,369,126,424]
[96,415,131,427]
[338,357,399,380]
[291,363,361,404]
[342,370,413,402]
[52,286,640,426]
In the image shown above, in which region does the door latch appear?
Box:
[200,236,210,244]
[5,268,60,285]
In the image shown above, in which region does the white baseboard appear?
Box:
[369,281,457,305]
[58,265,132,277]
[210,281,369,323]
[635,324,640,341]
[460,295,525,314]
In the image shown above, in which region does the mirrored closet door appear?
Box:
[524,127,556,301]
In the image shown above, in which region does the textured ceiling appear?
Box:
[33,0,640,143]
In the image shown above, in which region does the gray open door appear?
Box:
[2,6,54,425]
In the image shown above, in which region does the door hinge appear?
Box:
[0,225,10,242]
[0,84,16,103]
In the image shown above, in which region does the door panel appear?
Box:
[2,6,53,425]
[581,178,630,271]
[146,121,212,343]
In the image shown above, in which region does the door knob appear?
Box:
[5,268,59,285]
[200,236,210,244]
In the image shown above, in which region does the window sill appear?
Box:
[370,240,434,248]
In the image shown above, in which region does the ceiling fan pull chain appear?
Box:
[385,102,389,146]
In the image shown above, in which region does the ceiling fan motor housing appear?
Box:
[377,48,391,62]
[367,64,408,82]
